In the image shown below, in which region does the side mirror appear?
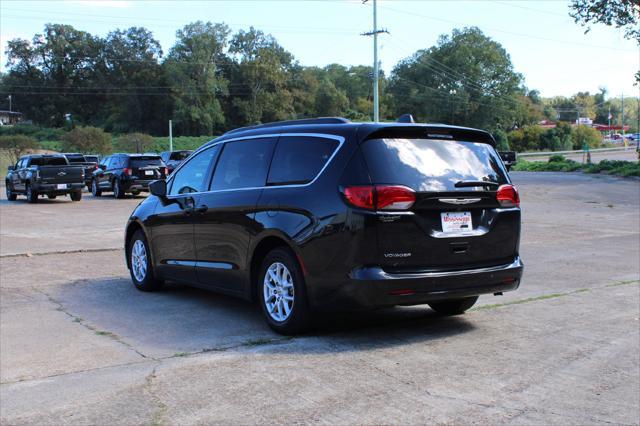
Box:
[7,165,14,171]
[149,179,167,197]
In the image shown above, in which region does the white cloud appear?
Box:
[65,0,131,8]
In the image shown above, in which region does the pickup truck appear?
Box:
[5,154,85,203]
[62,152,99,189]
[498,151,517,171]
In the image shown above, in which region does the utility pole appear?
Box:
[361,0,388,122]
[621,93,625,147]
[169,119,173,151]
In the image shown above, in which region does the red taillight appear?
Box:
[343,186,375,209]
[164,167,169,176]
[124,168,132,176]
[94,164,99,170]
[342,185,416,211]
[496,184,520,208]
[377,185,416,210]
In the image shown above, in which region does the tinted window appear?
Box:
[362,138,508,192]
[169,146,219,195]
[267,137,338,185]
[130,156,163,168]
[170,151,192,161]
[85,155,99,163]
[65,155,86,163]
[211,138,276,191]
[29,156,68,166]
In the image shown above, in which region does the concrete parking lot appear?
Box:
[1,172,639,424]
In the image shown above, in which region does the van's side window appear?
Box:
[169,146,220,196]
[210,138,276,191]
[267,136,339,186]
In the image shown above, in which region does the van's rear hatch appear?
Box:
[360,136,520,272]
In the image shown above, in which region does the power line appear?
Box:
[367,2,636,53]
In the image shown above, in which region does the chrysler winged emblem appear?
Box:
[438,198,481,205]
[57,171,67,176]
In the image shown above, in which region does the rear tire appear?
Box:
[128,230,164,292]
[5,183,17,201]
[428,296,478,315]
[91,179,102,197]
[113,179,125,199]
[26,183,38,203]
[258,247,311,335]
[70,191,82,202]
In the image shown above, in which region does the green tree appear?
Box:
[3,24,103,127]
[570,0,639,42]
[62,127,112,154]
[314,78,349,117]
[228,27,295,125]
[572,124,602,149]
[99,27,168,134]
[0,135,38,163]
[387,27,525,131]
[164,21,231,135]
[493,129,510,151]
[114,132,155,153]
[508,125,545,152]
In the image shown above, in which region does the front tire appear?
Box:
[258,247,311,335]
[91,179,102,197]
[5,183,17,201]
[70,191,82,202]
[26,183,38,203]
[113,179,125,199]
[428,296,478,315]
[128,230,164,292]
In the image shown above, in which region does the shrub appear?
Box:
[0,135,38,163]
[62,127,112,154]
[572,125,602,150]
[548,154,566,163]
[493,129,510,151]
[114,133,155,153]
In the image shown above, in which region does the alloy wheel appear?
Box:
[263,262,295,322]
[131,240,148,282]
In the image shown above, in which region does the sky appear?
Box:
[0,0,638,99]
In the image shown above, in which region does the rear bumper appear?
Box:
[121,180,153,191]
[33,182,84,193]
[312,257,523,310]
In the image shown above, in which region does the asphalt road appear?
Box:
[1,172,638,424]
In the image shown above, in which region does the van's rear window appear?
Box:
[362,138,508,192]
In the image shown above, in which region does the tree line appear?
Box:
[0,22,637,152]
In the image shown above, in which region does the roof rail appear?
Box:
[224,117,351,135]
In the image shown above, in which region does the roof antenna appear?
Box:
[396,114,415,123]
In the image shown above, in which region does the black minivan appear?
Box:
[124,118,523,334]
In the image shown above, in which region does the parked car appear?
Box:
[61,153,99,189]
[498,151,517,171]
[5,154,85,203]
[160,150,193,175]
[91,153,168,198]
[124,117,523,334]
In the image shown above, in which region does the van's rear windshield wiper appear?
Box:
[454,180,500,188]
